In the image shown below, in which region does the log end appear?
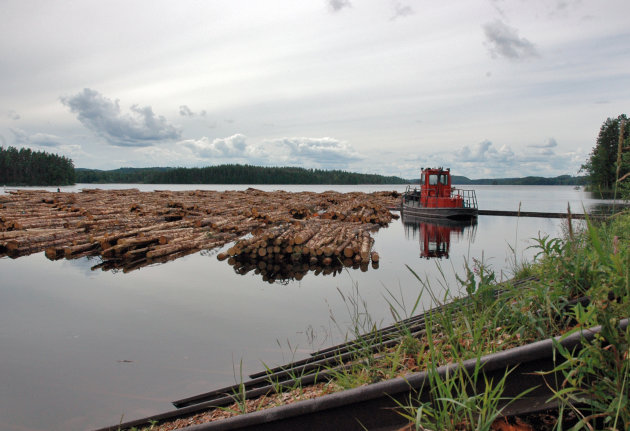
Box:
[217,252,229,261]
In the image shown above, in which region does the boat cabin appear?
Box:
[417,167,462,208]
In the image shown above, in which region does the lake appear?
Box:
[0,184,613,431]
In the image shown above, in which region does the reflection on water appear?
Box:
[403,214,477,259]
[226,253,379,284]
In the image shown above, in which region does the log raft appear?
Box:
[0,189,400,276]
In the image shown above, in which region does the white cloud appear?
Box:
[11,128,63,147]
[7,128,83,159]
[6,110,20,120]
[178,134,249,158]
[179,105,206,117]
[457,140,515,164]
[483,19,538,60]
[390,1,414,20]
[60,88,181,147]
[179,105,194,117]
[528,138,558,149]
[327,0,351,12]
[265,137,362,167]
[172,134,362,169]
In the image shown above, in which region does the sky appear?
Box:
[1,0,629,179]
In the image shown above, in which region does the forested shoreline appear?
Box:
[75,165,409,185]
[450,174,587,186]
[74,165,587,186]
[0,146,75,186]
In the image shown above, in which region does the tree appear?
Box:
[0,146,75,186]
[581,114,630,193]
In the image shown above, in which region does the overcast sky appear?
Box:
[1,0,629,178]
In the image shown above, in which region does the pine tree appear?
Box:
[581,114,630,192]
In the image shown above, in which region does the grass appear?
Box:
[320,210,629,430]
[122,210,629,431]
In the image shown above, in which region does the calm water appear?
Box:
[0,184,610,431]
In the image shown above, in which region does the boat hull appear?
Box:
[401,202,478,220]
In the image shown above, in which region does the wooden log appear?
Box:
[8,236,72,257]
[217,252,229,261]
[360,234,371,261]
[145,234,209,259]
[293,225,318,245]
[45,246,65,260]
[335,231,354,256]
[64,242,99,257]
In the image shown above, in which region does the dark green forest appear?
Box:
[75,165,409,185]
[0,146,75,186]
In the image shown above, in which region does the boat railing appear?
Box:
[452,188,478,209]
[403,185,421,204]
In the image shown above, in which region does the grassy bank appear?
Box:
[382,210,629,430]
[125,210,629,431]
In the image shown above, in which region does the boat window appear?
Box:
[429,174,438,185]
[421,173,425,184]
[440,174,448,185]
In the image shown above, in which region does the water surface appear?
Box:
[0,184,606,431]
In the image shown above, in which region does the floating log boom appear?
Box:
[0,189,399,274]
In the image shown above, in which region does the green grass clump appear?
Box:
[330,210,630,430]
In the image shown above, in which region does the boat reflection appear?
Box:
[402,214,477,259]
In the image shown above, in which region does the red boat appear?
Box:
[402,167,478,220]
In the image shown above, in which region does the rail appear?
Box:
[452,188,477,209]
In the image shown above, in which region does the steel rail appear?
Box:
[97,318,627,431]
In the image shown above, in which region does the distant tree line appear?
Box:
[449,174,588,186]
[75,164,409,185]
[580,114,630,195]
[0,146,75,186]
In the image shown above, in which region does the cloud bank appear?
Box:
[11,128,63,147]
[417,139,584,178]
[170,134,362,169]
[61,89,181,147]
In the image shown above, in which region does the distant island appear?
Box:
[74,165,586,186]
